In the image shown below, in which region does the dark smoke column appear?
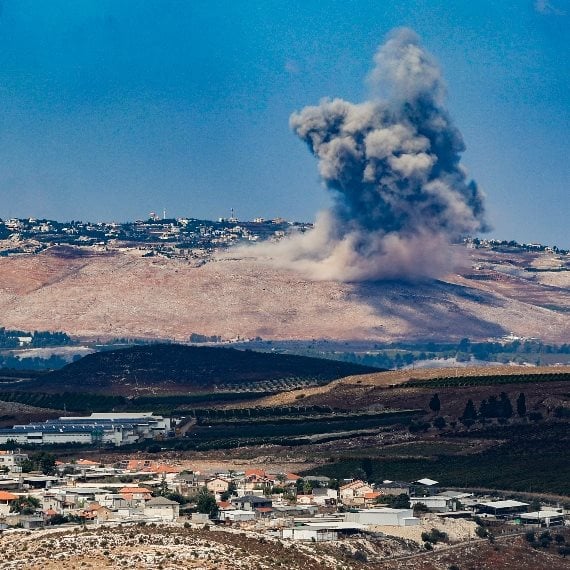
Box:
[255,28,488,281]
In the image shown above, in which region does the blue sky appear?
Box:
[0,0,568,246]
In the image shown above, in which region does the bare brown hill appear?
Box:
[0,244,568,342]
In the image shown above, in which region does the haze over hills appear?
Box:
[0,242,568,344]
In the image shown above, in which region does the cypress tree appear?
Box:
[516,393,527,417]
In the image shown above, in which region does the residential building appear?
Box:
[144,496,180,521]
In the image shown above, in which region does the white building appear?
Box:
[0,451,28,472]
[0,413,171,446]
[282,522,365,542]
[143,496,180,522]
[219,509,256,523]
[345,508,420,526]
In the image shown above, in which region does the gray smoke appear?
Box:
[244,28,488,281]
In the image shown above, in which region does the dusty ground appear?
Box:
[371,515,478,543]
[0,245,568,343]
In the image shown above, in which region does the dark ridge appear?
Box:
[36,344,381,394]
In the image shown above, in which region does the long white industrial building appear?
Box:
[0,412,171,446]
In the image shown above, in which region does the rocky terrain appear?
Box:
[1,523,568,570]
[0,244,568,343]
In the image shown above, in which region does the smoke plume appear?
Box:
[247,28,488,281]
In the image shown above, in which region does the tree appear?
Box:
[157,475,169,497]
[499,392,513,419]
[195,488,219,518]
[429,394,441,414]
[517,393,527,417]
[352,467,368,482]
[475,526,489,538]
[413,502,430,515]
[11,495,41,515]
[391,493,411,509]
[461,399,477,425]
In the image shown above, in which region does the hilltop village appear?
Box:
[1,215,568,260]
[0,215,311,258]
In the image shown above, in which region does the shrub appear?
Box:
[422,528,448,544]
[433,416,446,430]
[475,526,489,539]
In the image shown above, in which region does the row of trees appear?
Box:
[461,392,527,424]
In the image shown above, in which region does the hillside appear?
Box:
[0,244,568,343]
[33,344,380,395]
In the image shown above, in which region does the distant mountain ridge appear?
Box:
[36,344,381,395]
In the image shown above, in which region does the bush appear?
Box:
[475,526,489,539]
[352,550,367,562]
[413,502,429,514]
[525,531,536,543]
[433,416,446,430]
[421,528,448,544]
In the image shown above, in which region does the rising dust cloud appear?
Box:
[240,28,488,282]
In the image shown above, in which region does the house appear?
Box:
[119,487,153,507]
[282,522,365,541]
[476,500,529,518]
[413,478,439,495]
[20,515,44,529]
[144,496,180,522]
[0,451,29,472]
[217,501,235,514]
[219,509,256,523]
[231,495,272,511]
[124,459,153,471]
[176,473,207,495]
[363,492,382,506]
[0,491,18,515]
[283,473,302,485]
[410,495,458,513]
[151,464,180,475]
[281,526,339,542]
[339,480,374,504]
[377,481,411,496]
[84,502,114,523]
[272,505,318,518]
[206,477,231,494]
[312,488,338,506]
[520,510,565,527]
[245,469,267,481]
